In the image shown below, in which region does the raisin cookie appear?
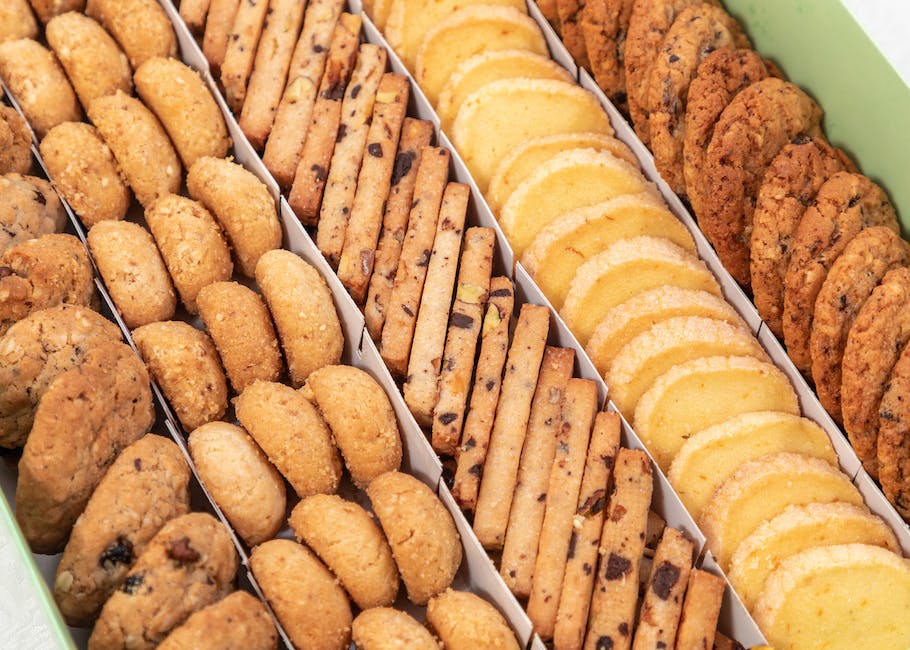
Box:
[0,106,32,175]
[158,591,278,650]
[0,174,67,255]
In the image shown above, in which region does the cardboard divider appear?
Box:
[699,551,768,647]
[853,467,910,556]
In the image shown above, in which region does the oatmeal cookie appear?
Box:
[0,174,66,255]
[0,106,32,175]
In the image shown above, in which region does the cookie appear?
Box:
[134,57,230,168]
[0,0,37,41]
[187,157,282,278]
[684,47,771,222]
[631,527,694,648]
[254,249,343,386]
[579,0,633,110]
[16,339,155,553]
[158,590,278,650]
[143,194,233,313]
[427,589,520,650]
[201,0,240,75]
[87,90,181,208]
[783,172,899,373]
[701,78,823,285]
[251,539,352,650]
[0,174,66,254]
[844,268,910,479]
[750,135,852,337]
[647,3,749,194]
[87,221,177,329]
[177,0,211,35]
[54,435,191,626]
[39,121,131,226]
[234,380,342,497]
[0,303,122,449]
[289,494,399,608]
[0,106,32,175]
[132,321,227,431]
[351,608,438,650]
[89,512,238,650]
[85,0,177,70]
[196,281,283,392]
[219,0,269,112]
[878,342,910,517]
[25,0,82,24]
[0,38,81,137]
[45,12,132,110]
[0,233,95,336]
[367,471,462,605]
[302,365,402,488]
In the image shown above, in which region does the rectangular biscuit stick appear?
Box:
[526,378,598,640]
[403,183,469,426]
[375,147,450,369]
[335,73,412,303]
[288,13,362,223]
[554,411,622,650]
[238,0,307,150]
[430,227,495,454]
[631,527,694,650]
[499,346,575,597]
[261,0,344,189]
[315,45,388,266]
[556,0,590,68]
[674,569,725,650]
[472,303,551,549]
[451,277,513,511]
[583,448,654,650]
[364,118,435,341]
[712,631,745,650]
[179,0,211,34]
[202,0,240,74]
[220,0,270,113]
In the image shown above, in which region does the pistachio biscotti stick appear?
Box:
[220,0,270,112]
[179,0,211,34]
[202,0,239,74]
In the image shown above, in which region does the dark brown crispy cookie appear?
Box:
[783,172,899,373]
[557,0,590,68]
[580,0,635,111]
[624,0,720,145]
[684,48,770,221]
[810,227,910,425]
[702,78,823,286]
[750,136,853,338]
[844,268,910,480]
[647,3,749,194]
[878,342,910,519]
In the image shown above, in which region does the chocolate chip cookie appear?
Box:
[878,342,910,519]
[580,0,634,110]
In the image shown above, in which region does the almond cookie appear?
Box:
[132,321,227,431]
[196,281,283,392]
[87,221,177,329]
[647,3,749,194]
[0,174,66,254]
[0,0,37,41]
[843,268,910,479]
[810,227,910,424]
[351,608,438,650]
[89,512,238,650]
[40,122,132,225]
[54,435,191,626]
[579,0,634,110]
[289,494,399,609]
[0,106,32,175]
[87,90,181,208]
[302,365,401,488]
[367,471,462,605]
[0,303,122,449]
[0,38,82,137]
[17,339,155,553]
[234,380,342,498]
[783,172,899,373]
[143,194,233,314]
[254,250,343,386]
[158,591,277,650]
[427,589,520,650]
[0,233,95,336]
[750,135,852,337]
[187,157,282,278]
[134,57,231,168]
[879,341,910,517]
[45,12,132,110]
[24,0,82,24]
[250,539,353,650]
[702,78,823,286]
[85,0,177,70]
[684,47,772,221]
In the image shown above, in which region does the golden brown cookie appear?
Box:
[0,0,38,41]
[579,0,634,110]
[810,227,910,424]
[647,3,749,194]
[0,174,66,255]
[427,589,520,650]
[16,339,154,553]
[196,281,283,392]
[0,106,32,175]
[25,0,82,24]
[85,0,177,70]
[351,607,438,650]
[89,512,238,650]
[702,78,823,286]
[0,233,95,336]
[783,172,899,373]
[844,268,910,479]
[54,435,190,626]
[879,341,910,518]
[158,591,278,650]
[750,135,852,337]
